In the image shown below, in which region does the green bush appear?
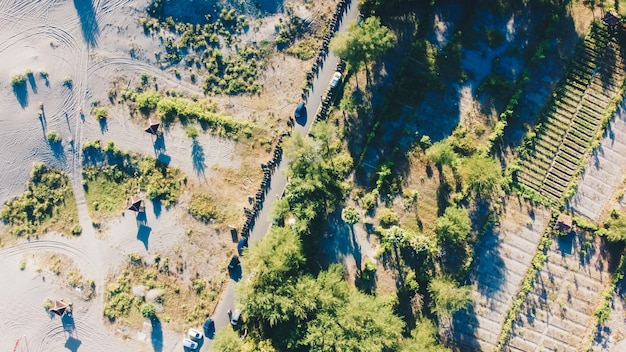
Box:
[361,192,378,213]
[10,73,26,87]
[46,131,61,143]
[377,208,399,228]
[341,206,360,225]
[93,107,108,120]
[185,125,198,139]
[71,224,82,236]
[62,77,73,88]
[188,193,219,223]
[141,303,157,319]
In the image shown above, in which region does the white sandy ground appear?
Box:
[0,0,294,350]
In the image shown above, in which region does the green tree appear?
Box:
[426,140,458,168]
[436,206,471,244]
[341,206,360,225]
[428,276,472,318]
[457,155,501,197]
[605,210,626,242]
[330,17,396,75]
[400,318,451,352]
[140,303,156,319]
[212,327,243,352]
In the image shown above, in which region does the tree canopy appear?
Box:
[428,276,473,318]
[330,16,396,73]
[400,318,452,352]
[212,327,244,352]
[605,210,626,242]
[436,206,471,244]
[426,140,458,168]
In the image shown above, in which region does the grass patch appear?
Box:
[188,193,221,223]
[104,254,223,326]
[0,163,78,237]
[82,140,185,219]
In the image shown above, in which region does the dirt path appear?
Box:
[451,197,552,351]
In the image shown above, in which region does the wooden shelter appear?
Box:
[144,120,160,135]
[602,11,620,28]
[127,197,143,212]
[50,300,68,316]
[554,213,573,232]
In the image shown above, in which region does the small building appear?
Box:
[602,11,620,28]
[554,213,573,232]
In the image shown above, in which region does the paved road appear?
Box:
[203,1,360,349]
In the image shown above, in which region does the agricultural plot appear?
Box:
[568,104,626,221]
[451,199,552,351]
[517,23,626,202]
[502,231,613,352]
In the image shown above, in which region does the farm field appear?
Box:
[568,104,626,221]
[516,23,626,203]
[451,198,552,351]
[502,231,614,352]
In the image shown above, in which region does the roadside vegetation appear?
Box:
[1,163,78,238]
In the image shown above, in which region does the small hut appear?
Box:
[554,213,573,232]
[127,197,143,212]
[144,120,160,135]
[602,11,620,28]
[50,300,68,316]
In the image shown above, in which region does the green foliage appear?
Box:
[426,140,458,167]
[46,131,61,143]
[71,224,82,236]
[457,155,502,197]
[19,260,26,270]
[133,90,162,112]
[192,279,205,295]
[428,276,472,318]
[436,206,471,244]
[0,163,77,237]
[188,193,219,223]
[93,107,108,120]
[377,208,399,228]
[63,76,73,88]
[185,125,199,139]
[604,210,626,242]
[104,270,134,320]
[140,72,149,85]
[400,318,451,352]
[212,327,244,352]
[361,191,378,213]
[10,73,26,87]
[330,17,396,72]
[156,96,250,138]
[341,206,360,225]
[141,303,157,319]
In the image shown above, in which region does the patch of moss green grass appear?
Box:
[1,163,78,237]
[82,141,185,220]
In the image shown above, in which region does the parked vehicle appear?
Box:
[295,102,306,119]
[228,255,240,270]
[330,71,342,89]
[230,309,242,326]
[237,237,248,255]
[188,328,203,341]
[182,338,198,350]
[203,317,214,335]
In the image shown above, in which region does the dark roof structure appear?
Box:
[602,11,620,27]
[145,120,160,135]
[50,300,68,316]
[128,197,143,212]
[554,213,573,232]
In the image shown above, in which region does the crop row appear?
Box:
[517,23,624,202]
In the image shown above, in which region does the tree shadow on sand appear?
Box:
[151,317,163,352]
[192,140,206,175]
[73,0,99,47]
[13,83,28,108]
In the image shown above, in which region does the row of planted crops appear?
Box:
[516,22,626,202]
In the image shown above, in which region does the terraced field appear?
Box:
[502,231,613,352]
[517,23,626,202]
[451,199,552,351]
[568,105,626,221]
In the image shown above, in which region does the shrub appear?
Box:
[62,77,73,88]
[188,193,218,223]
[46,131,61,143]
[341,206,360,225]
[192,279,205,294]
[93,107,108,120]
[361,192,378,213]
[185,125,198,139]
[71,223,82,236]
[10,73,26,87]
[19,260,26,270]
[39,70,48,79]
[141,303,157,319]
[377,208,399,228]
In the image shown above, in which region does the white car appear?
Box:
[330,71,342,89]
[182,338,198,350]
[188,327,203,341]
